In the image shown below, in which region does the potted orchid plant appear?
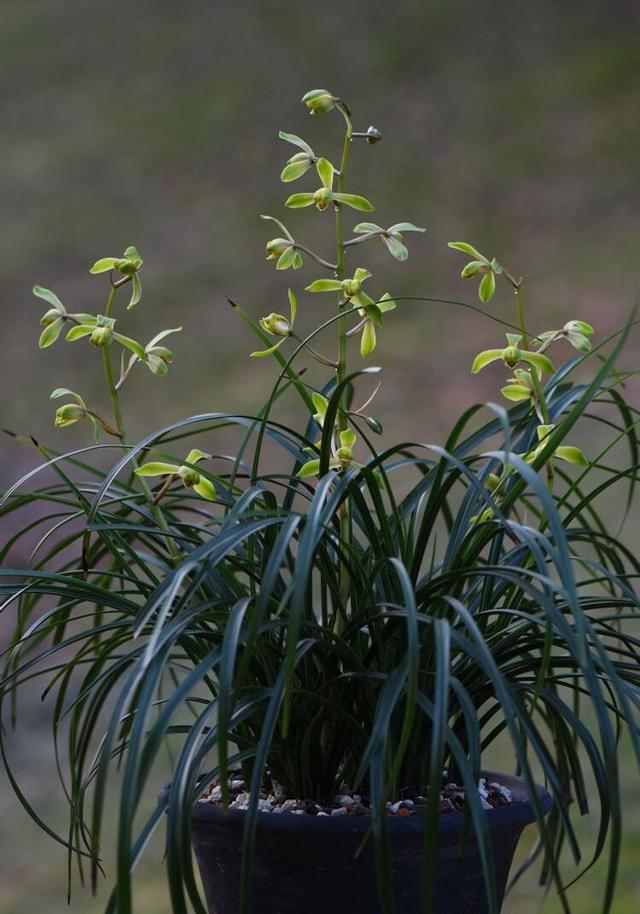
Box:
[1,88,639,914]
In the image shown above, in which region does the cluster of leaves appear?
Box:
[1,88,639,914]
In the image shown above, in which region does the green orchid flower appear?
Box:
[66,314,147,361]
[535,320,595,354]
[116,327,182,390]
[51,387,92,429]
[286,159,374,213]
[357,293,396,358]
[306,266,376,309]
[298,429,359,478]
[35,286,67,348]
[143,328,181,376]
[525,424,588,467]
[501,367,536,402]
[34,286,97,349]
[135,449,217,501]
[448,241,502,302]
[351,221,426,262]
[472,334,555,377]
[279,131,317,182]
[90,245,143,309]
[261,215,303,270]
[472,425,588,524]
[306,270,396,358]
[50,387,103,441]
[250,289,298,358]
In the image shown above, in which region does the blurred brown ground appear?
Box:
[1,1,639,911]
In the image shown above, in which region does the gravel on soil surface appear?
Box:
[199,776,513,817]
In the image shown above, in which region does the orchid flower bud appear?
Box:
[135,449,215,501]
[301,89,336,115]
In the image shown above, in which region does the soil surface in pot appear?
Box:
[199,774,514,818]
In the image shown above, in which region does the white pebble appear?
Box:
[491,782,513,803]
[331,806,348,816]
[339,795,354,807]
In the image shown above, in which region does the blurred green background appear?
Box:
[1,1,639,911]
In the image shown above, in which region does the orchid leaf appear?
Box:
[298,458,321,478]
[134,462,180,477]
[448,241,485,260]
[127,273,142,309]
[193,477,217,501]
[555,446,588,466]
[316,158,335,190]
[361,320,377,357]
[479,270,496,303]
[89,257,119,274]
[285,193,315,208]
[353,222,383,234]
[260,215,294,242]
[281,159,312,183]
[306,279,343,293]
[278,131,314,157]
[33,286,65,310]
[471,349,503,373]
[38,317,64,349]
[332,193,374,212]
[383,235,408,261]
[388,222,426,234]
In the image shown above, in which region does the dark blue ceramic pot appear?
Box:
[162,771,551,914]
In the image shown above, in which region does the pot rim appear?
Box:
[159,770,552,834]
